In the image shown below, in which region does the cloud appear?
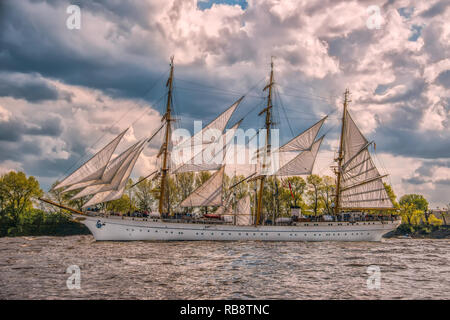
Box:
[0,72,66,102]
[0,0,449,207]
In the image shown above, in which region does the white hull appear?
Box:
[76,215,401,242]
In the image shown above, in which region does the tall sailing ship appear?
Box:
[41,58,400,241]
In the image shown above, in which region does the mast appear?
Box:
[159,56,174,215]
[334,88,350,215]
[255,58,274,226]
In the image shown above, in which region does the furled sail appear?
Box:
[235,195,252,225]
[71,140,145,200]
[174,119,242,173]
[278,116,326,152]
[82,141,146,208]
[179,166,224,207]
[338,111,393,209]
[53,129,128,190]
[176,96,243,149]
[276,135,324,176]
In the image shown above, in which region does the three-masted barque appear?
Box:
[41,58,400,241]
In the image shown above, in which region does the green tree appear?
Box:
[307,174,323,215]
[47,180,68,214]
[319,176,335,215]
[399,194,429,212]
[0,171,43,224]
[383,183,399,208]
[284,176,306,208]
[62,189,90,211]
[399,203,416,225]
[107,194,133,213]
[134,176,155,212]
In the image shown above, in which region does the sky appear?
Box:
[0,0,449,208]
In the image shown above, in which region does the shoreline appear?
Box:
[384,225,450,239]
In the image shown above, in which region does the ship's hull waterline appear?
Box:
[76,215,401,242]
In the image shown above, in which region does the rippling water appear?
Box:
[0,235,449,299]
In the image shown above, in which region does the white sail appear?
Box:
[340,147,393,209]
[54,129,128,190]
[176,96,243,149]
[343,111,368,164]
[179,166,224,207]
[235,195,252,225]
[174,120,241,173]
[278,116,326,152]
[340,178,393,209]
[82,142,145,208]
[72,140,145,199]
[63,140,140,193]
[276,136,324,176]
[82,189,125,209]
[338,110,393,209]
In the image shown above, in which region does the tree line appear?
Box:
[1,170,448,236]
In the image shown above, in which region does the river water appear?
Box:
[0,235,449,299]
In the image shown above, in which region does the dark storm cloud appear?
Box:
[436,70,450,88]
[0,139,42,162]
[435,179,450,186]
[0,73,62,102]
[0,0,167,102]
[401,159,450,186]
[402,176,427,185]
[0,114,63,142]
[376,125,450,159]
[0,0,247,128]
[25,116,63,136]
[0,118,23,142]
[420,0,450,18]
